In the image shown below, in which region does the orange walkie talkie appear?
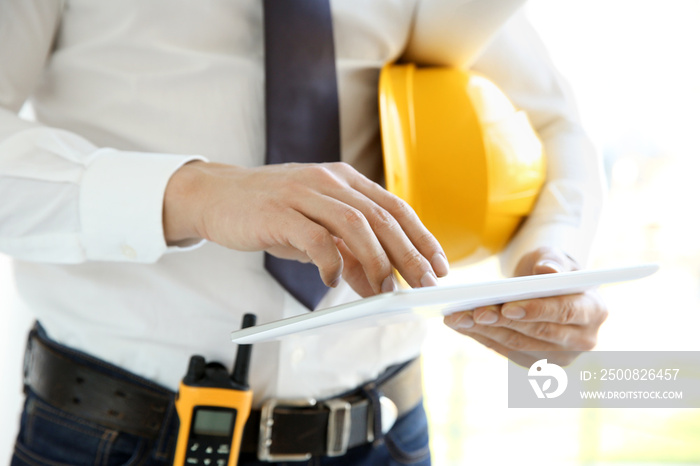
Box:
[173,314,256,466]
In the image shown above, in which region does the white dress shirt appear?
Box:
[0,0,604,404]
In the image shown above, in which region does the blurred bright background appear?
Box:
[2,0,700,464]
[423,1,700,465]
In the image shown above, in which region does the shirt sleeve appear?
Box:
[0,1,205,264]
[470,12,607,275]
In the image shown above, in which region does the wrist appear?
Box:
[163,160,208,244]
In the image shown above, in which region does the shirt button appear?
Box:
[121,244,137,260]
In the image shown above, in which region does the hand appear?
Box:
[163,161,449,297]
[443,247,608,365]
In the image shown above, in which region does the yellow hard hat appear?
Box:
[379,63,546,265]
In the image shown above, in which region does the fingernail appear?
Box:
[330,276,341,288]
[382,275,397,293]
[536,260,563,273]
[431,253,450,277]
[502,306,526,319]
[453,314,474,329]
[420,271,438,288]
[476,310,498,325]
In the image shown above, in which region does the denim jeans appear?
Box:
[11,328,431,466]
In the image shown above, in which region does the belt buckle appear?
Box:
[258,397,352,461]
[258,397,317,462]
[324,398,351,457]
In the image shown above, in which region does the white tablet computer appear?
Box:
[231,264,658,344]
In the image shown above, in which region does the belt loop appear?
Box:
[154,399,178,461]
[360,382,383,445]
[22,322,39,394]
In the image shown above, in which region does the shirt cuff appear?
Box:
[80,148,206,263]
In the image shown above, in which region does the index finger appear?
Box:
[345,167,449,278]
[500,292,599,325]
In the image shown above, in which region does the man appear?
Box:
[0,0,606,464]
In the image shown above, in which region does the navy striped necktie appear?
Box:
[263,0,341,310]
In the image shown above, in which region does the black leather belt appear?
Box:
[23,324,423,461]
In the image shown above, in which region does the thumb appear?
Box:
[533,258,565,274]
[513,247,580,277]
[532,250,579,275]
